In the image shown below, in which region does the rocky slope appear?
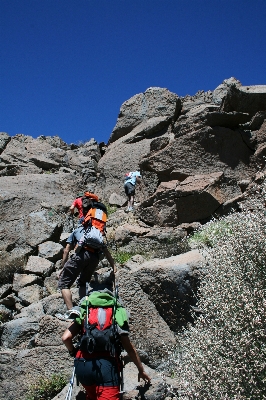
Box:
[0,77,266,399]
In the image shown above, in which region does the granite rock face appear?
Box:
[109,87,181,143]
[96,78,266,226]
[1,77,266,400]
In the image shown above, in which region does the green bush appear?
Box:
[111,250,134,265]
[167,211,266,399]
[26,374,67,400]
[106,204,118,215]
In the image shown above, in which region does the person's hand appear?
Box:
[138,370,151,383]
[68,347,78,357]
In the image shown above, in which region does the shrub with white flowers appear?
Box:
[168,209,266,399]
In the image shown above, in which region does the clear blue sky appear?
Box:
[1,0,266,145]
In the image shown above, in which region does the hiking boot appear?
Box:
[55,306,81,321]
[55,313,73,321]
[128,206,134,212]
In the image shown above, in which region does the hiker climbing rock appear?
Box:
[70,191,100,223]
[124,171,141,212]
[70,192,83,218]
[62,289,151,399]
[58,193,116,318]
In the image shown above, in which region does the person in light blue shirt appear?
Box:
[124,171,141,212]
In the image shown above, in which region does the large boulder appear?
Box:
[38,241,64,262]
[109,87,181,143]
[139,172,242,226]
[13,273,42,292]
[24,256,54,277]
[17,284,43,306]
[117,268,177,367]
[1,317,39,348]
[0,171,81,281]
[127,250,204,331]
[222,84,266,115]
[34,315,69,347]
[0,346,72,400]
[95,88,181,201]
[140,126,255,182]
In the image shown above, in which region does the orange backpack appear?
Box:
[74,200,108,251]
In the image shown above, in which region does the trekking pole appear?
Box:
[113,285,125,399]
[65,366,75,400]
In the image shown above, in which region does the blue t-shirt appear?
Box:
[124,171,141,187]
[66,226,85,245]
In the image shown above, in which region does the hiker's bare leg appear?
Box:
[61,289,73,310]
[129,194,135,208]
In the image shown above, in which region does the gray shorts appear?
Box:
[58,249,99,289]
[124,182,135,196]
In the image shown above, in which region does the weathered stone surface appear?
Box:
[174,173,242,223]
[115,223,150,245]
[129,250,205,331]
[123,362,178,399]
[0,294,17,307]
[24,255,54,277]
[34,315,70,347]
[108,208,188,258]
[139,172,243,226]
[26,210,62,247]
[13,273,41,292]
[110,87,181,143]
[123,116,172,144]
[0,246,32,285]
[141,126,254,182]
[222,84,266,115]
[0,284,12,299]
[0,305,12,322]
[0,132,11,154]
[41,293,68,316]
[212,77,242,104]
[59,232,71,246]
[96,137,152,202]
[17,284,43,306]
[44,272,59,295]
[150,135,170,152]
[109,192,127,207]
[0,172,80,263]
[205,111,250,128]
[0,346,72,400]
[1,78,266,400]
[117,269,176,367]
[38,241,63,262]
[1,317,39,348]
[14,301,45,321]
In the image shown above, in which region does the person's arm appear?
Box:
[69,204,75,214]
[103,247,117,273]
[62,243,72,268]
[120,335,151,383]
[62,322,80,354]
